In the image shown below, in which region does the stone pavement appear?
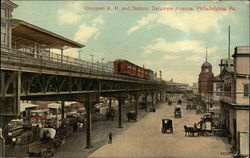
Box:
[89,103,232,158]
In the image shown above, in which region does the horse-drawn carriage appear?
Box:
[126,111,137,121]
[162,119,173,133]
[184,113,216,137]
[174,106,181,118]
[27,128,57,157]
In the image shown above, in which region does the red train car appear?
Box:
[114,59,137,76]
[114,59,153,79]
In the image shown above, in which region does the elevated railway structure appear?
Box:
[0,18,168,149]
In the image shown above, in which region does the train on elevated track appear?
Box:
[113,59,154,80]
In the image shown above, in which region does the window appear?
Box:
[128,64,131,69]
[1,22,7,44]
[244,84,250,97]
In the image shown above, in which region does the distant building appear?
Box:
[198,51,214,96]
[220,46,250,154]
[191,82,198,94]
[211,75,223,117]
[219,58,234,73]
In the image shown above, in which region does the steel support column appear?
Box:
[144,94,148,112]
[133,95,139,116]
[61,101,65,120]
[85,94,93,149]
[151,92,154,108]
[117,97,125,128]
[109,97,112,108]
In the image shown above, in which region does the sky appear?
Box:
[12,0,249,85]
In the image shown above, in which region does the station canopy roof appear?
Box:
[11,19,84,49]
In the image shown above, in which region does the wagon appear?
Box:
[198,121,214,136]
[162,119,173,133]
[27,140,55,157]
[106,107,115,121]
[127,111,137,121]
[27,128,56,157]
[174,107,181,118]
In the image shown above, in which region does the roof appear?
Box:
[20,103,39,112]
[202,61,212,68]
[212,75,223,82]
[11,19,84,49]
[47,103,61,109]
[1,0,18,9]
[232,46,250,58]
[219,67,234,79]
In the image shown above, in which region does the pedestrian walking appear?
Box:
[108,132,112,144]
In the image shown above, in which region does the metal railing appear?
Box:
[0,46,162,84]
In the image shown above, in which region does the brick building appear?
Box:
[198,57,214,96]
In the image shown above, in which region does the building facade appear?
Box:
[198,61,214,95]
[220,46,250,155]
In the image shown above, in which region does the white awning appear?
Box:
[47,102,78,109]
[20,103,39,112]
[47,103,61,109]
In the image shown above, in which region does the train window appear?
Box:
[128,64,131,69]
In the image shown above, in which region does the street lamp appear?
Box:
[159,70,162,81]
[101,58,104,70]
[78,50,83,59]
[90,54,94,69]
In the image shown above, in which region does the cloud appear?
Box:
[58,10,81,24]
[128,7,229,35]
[50,48,80,58]
[143,38,218,54]
[74,16,104,43]
[91,16,104,26]
[128,13,157,35]
[185,56,202,61]
[164,55,180,60]
[57,2,87,24]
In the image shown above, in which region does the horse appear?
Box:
[184,125,200,136]
[184,125,191,136]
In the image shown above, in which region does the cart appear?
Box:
[199,121,214,136]
[106,107,115,121]
[27,140,55,157]
[162,119,173,133]
[174,106,181,118]
[27,128,56,157]
[127,111,137,121]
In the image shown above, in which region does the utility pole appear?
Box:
[159,70,162,81]
[228,26,231,59]
[101,58,104,70]
[78,50,82,59]
[90,54,94,69]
